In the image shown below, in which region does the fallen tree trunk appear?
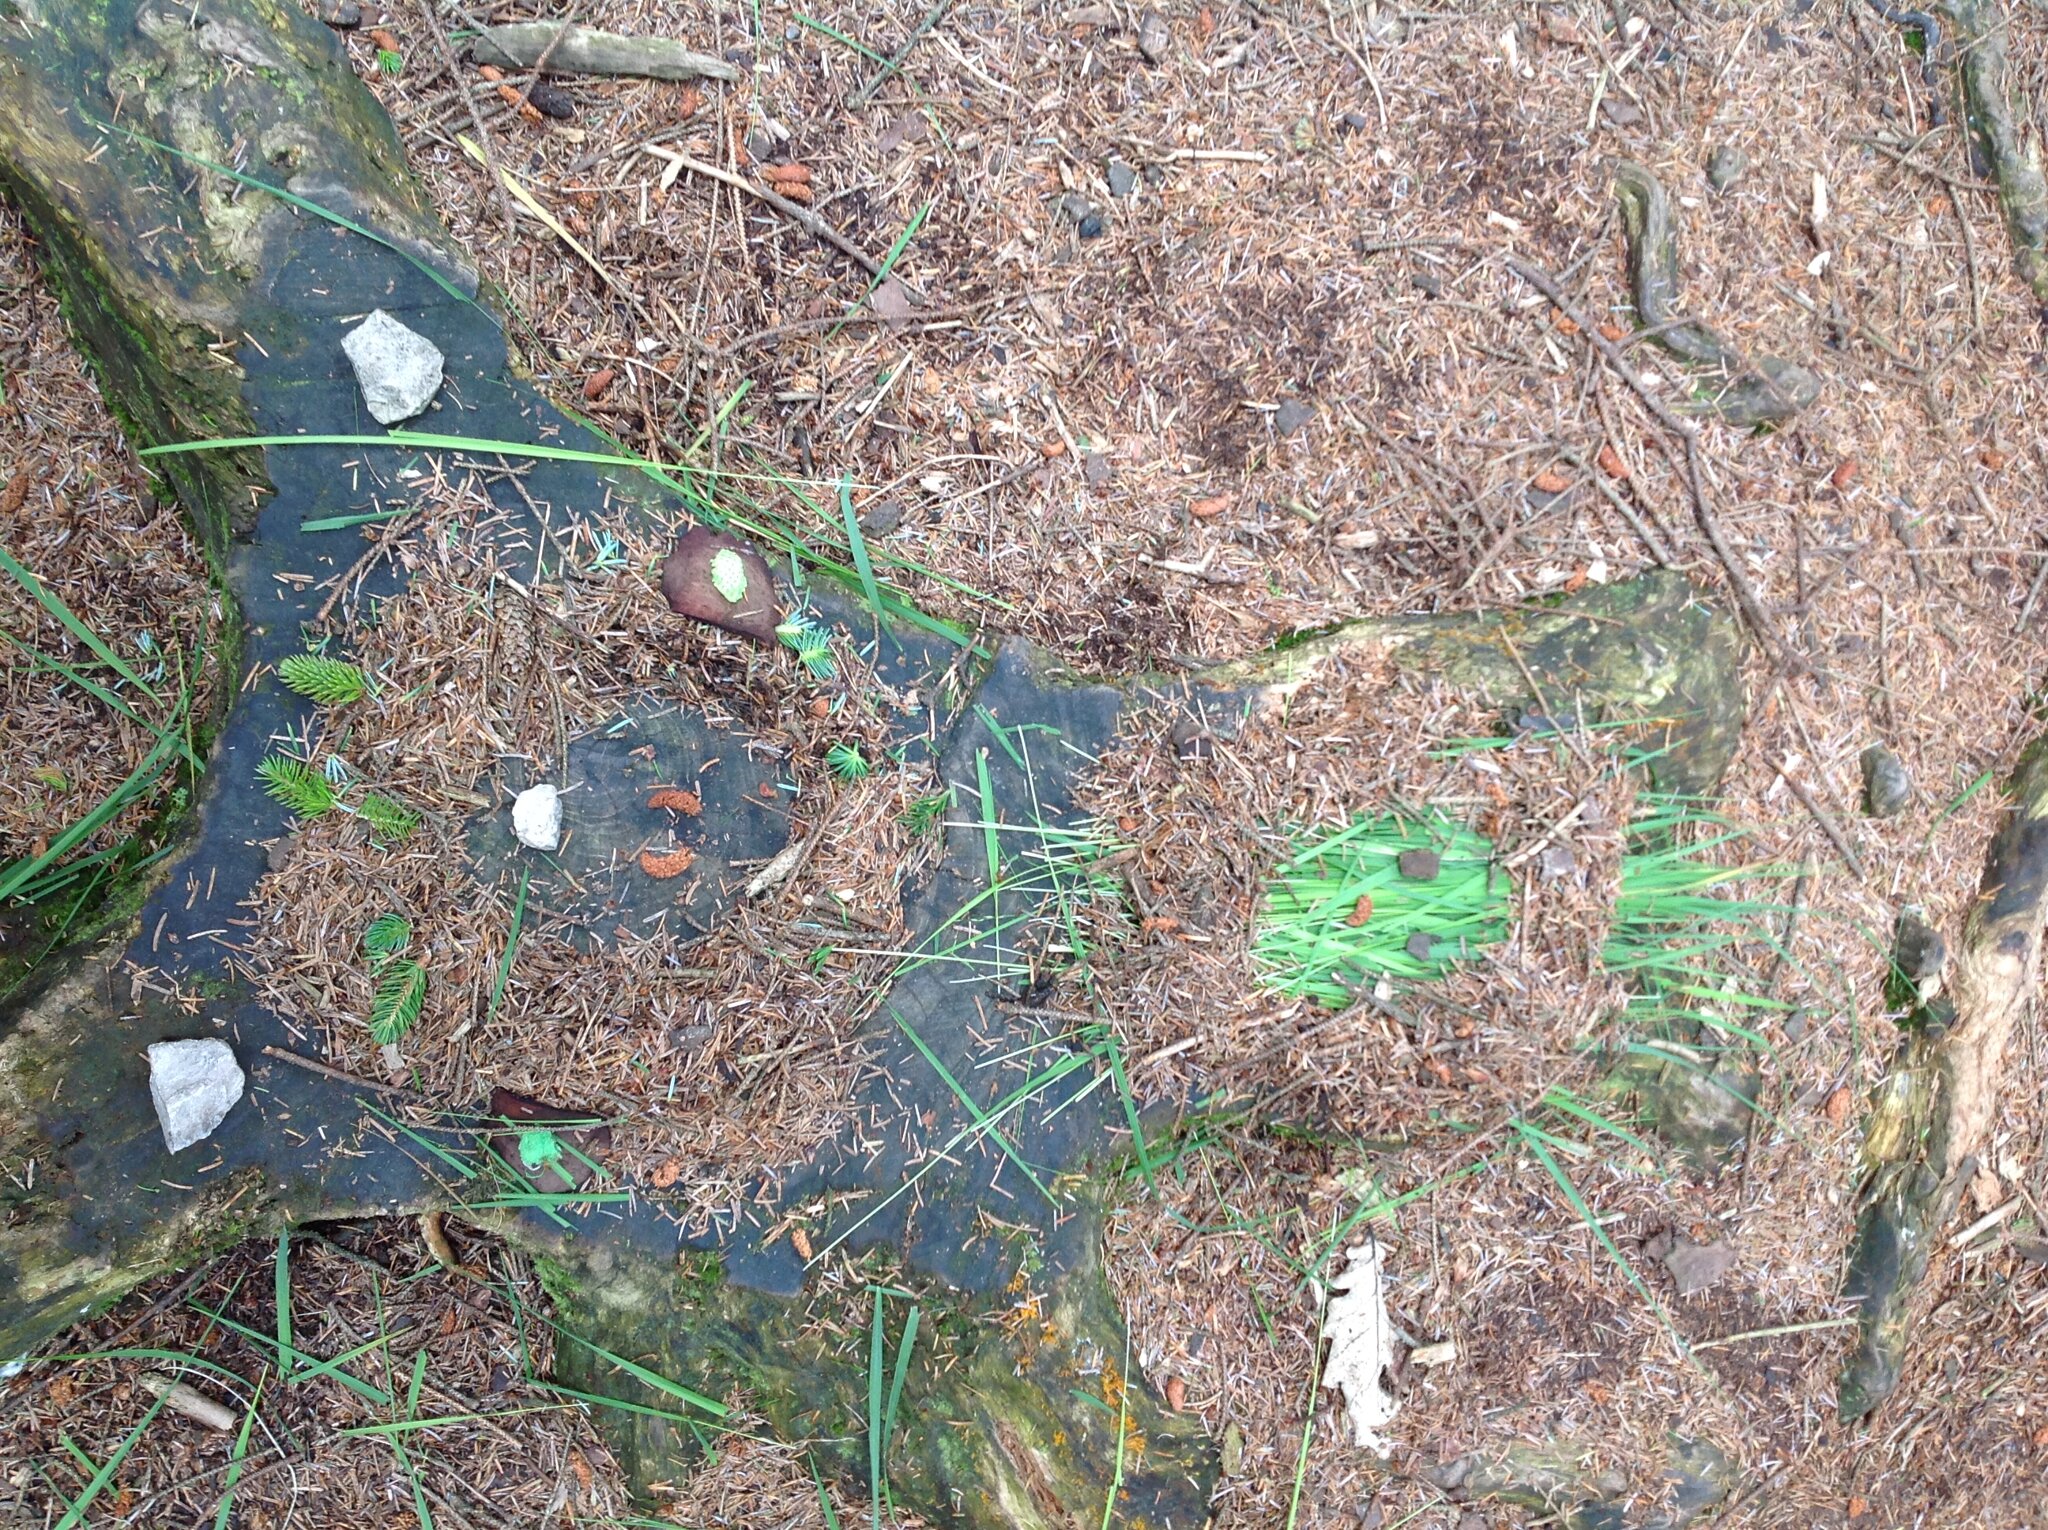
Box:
[1838,730,2048,1419]
[0,1,1750,1522]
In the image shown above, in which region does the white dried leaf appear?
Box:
[709,547,750,604]
[1320,1237,1399,1453]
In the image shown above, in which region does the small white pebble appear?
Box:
[512,783,561,851]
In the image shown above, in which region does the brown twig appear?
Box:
[260,1044,442,1107]
[846,0,953,108]
[1778,767,1868,879]
[413,0,520,238]
[637,145,902,286]
[1508,257,1796,670]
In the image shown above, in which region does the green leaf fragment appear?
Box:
[709,548,749,604]
[517,1128,565,1170]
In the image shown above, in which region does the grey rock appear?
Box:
[341,310,444,425]
[1662,1236,1737,1296]
[1143,162,1167,190]
[858,499,903,537]
[1537,844,1577,879]
[1412,269,1442,298]
[1861,743,1912,817]
[1706,144,1748,193]
[1059,192,1096,225]
[1078,214,1105,240]
[744,128,777,163]
[1274,397,1313,436]
[1082,451,1111,488]
[1339,110,1370,134]
[1106,159,1138,198]
[1600,98,1643,128]
[1137,9,1170,64]
[318,0,361,27]
[148,1038,245,1154]
[1405,931,1434,962]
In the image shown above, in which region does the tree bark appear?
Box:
[0,1,1750,1522]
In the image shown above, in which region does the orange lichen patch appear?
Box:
[646,787,702,815]
[637,845,697,879]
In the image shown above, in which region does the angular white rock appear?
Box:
[1320,1236,1400,1453]
[147,1039,245,1154]
[512,783,561,851]
[341,309,444,425]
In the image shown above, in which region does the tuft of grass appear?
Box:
[1254,812,1509,1005]
[369,960,428,1046]
[257,755,338,820]
[278,654,369,705]
[825,742,871,782]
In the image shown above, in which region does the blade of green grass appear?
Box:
[0,544,160,699]
[839,471,885,624]
[867,1288,886,1530]
[486,869,530,1024]
[890,1006,1056,1205]
[50,1386,173,1530]
[0,723,185,903]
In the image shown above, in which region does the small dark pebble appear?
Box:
[858,499,903,537]
[724,48,756,68]
[1411,270,1442,298]
[1170,714,1214,761]
[529,80,575,119]
[318,0,361,26]
[1143,162,1168,189]
[1398,848,1441,881]
[1405,932,1435,962]
[1107,160,1138,198]
[1861,743,1912,817]
[1078,214,1105,239]
[1274,397,1313,436]
[1600,98,1643,127]
[1339,110,1370,134]
[1083,451,1111,487]
[744,129,777,163]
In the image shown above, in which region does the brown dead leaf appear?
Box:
[477,63,505,81]
[0,462,31,517]
[1531,468,1571,494]
[1189,493,1230,519]
[1825,1086,1853,1126]
[1164,1374,1187,1411]
[650,1158,681,1188]
[1830,459,1860,491]
[1848,1497,1869,1520]
[583,367,617,401]
[869,275,917,332]
[791,1226,813,1260]
[1596,443,1629,479]
[568,1450,595,1491]
[366,27,401,51]
[1552,311,1580,335]
[1598,321,1628,343]
[1980,448,2008,470]
[1040,439,1067,458]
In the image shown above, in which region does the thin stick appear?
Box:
[1508,257,1795,669]
[639,145,894,281]
[1778,768,1868,879]
[260,1044,441,1107]
[846,0,953,108]
[414,0,520,237]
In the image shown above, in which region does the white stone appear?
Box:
[147,1039,245,1154]
[512,783,561,851]
[341,309,444,425]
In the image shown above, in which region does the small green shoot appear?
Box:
[257,755,338,820]
[362,912,413,963]
[517,1128,565,1172]
[899,789,950,836]
[358,792,419,845]
[278,654,369,705]
[369,960,428,1045]
[826,742,872,782]
[776,616,838,679]
[376,47,403,75]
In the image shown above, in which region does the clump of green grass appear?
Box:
[1254,813,1509,1006]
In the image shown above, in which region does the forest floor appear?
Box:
[5,0,2048,1526]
